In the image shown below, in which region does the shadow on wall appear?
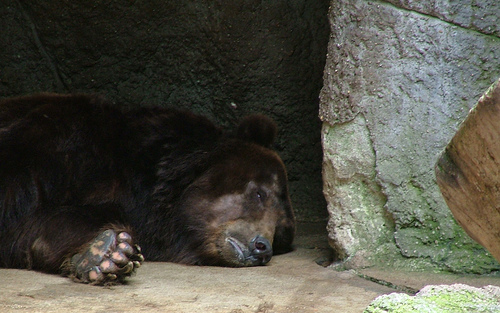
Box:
[0,1,330,222]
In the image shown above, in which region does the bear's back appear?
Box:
[0,94,134,229]
[0,93,223,227]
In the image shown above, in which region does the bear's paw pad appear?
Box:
[70,230,144,285]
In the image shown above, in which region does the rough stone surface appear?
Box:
[321,0,500,273]
[364,284,500,313]
[0,223,395,313]
[1,223,499,313]
[0,0,329,221]
[322,114,392,259]
[384,0,500,36]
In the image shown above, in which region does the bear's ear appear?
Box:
[236,114,277,148]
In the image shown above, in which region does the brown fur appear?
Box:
[0,93,295,280]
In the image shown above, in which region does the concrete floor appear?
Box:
[1,223,499,313]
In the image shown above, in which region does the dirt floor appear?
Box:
[1,223,499,313]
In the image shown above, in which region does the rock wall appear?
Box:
[0,1,330,222]
[321,0,500,273]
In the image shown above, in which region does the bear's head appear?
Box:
[180,115,295,267]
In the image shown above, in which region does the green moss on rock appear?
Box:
[364,284,500,313]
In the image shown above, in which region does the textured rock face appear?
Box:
[322,115,392,259]
[0,1,329,221]
[321,0,500,272]
[365,284,500,313]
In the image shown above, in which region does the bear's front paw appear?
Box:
[70,229,144,285]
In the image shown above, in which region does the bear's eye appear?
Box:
[256,190,267,202]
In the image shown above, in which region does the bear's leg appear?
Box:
[26,205,143,285]
[68,229,144,285]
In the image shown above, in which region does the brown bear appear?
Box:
[0,93,295,285]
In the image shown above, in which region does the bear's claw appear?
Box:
[70,229,143,285]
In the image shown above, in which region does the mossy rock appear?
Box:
[364,284,500,313]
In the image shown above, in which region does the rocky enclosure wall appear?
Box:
[321,0,500,273]
[0,1,329,222]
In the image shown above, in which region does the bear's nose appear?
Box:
[249,235,273,265]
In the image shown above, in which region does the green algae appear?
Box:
[364,285,500,313]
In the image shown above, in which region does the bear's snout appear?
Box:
[249,235,273,265]
[225,234,273,266]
